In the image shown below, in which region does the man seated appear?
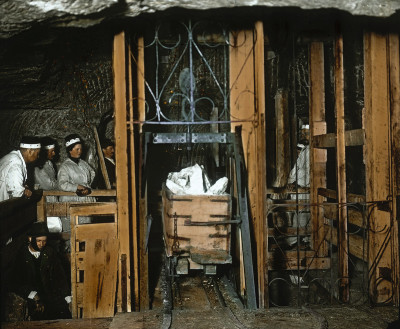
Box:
[11,222,71,320]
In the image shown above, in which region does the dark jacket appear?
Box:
[12,244,70,303]
[97,157,116,189]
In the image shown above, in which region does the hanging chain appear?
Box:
[172,212,180,252]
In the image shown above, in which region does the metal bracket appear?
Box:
[152,132,227,144]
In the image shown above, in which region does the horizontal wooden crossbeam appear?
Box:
[313,128,365,148]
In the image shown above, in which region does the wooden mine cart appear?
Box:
[162,183,232,275]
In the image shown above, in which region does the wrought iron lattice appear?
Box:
[132,20,234,127]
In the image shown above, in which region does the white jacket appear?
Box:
[57,158,96,203]
[0,150,27,202]
[288,145,310,200]
[35,160,58,202]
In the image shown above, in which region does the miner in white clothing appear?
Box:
[34,137,62,232]
[34,137,58,193]
[57,134,96,236]
[0,136,41,202]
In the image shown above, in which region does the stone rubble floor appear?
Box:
[1,305,398,329]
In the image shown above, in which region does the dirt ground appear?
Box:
[1,305,398,329]
[2,274,398,329]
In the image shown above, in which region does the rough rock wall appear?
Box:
[1,0,400,39]
[0,27,114,167]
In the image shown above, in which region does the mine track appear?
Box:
[200,275,249,329]
[161,258,248,329]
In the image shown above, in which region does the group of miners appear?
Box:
[0,134,116,321]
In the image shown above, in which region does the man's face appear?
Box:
[102,145,114,159]
[26,148,40,163]
[47,148,56,161]
[29,236,47,251]
[35,236,47,250]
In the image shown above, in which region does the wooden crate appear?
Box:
[161,184,232,264]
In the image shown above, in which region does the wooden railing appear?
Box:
[37,189,116,221]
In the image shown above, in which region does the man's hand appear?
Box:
[33,294,44,313]
[76,185,91,196]
[24,186,32,198]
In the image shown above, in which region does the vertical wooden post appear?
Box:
[389,33,400,306]
[364,31,393,304]
[137,37,146,134]
[309,42,327,258]
[334,27,349,302]
[37,195,46,221]
[137,36,149,310]
[230,21,266,308]
[128,41,140,311]
[254,21,267,308]
[113,30,131,312]
[274,89,290,188]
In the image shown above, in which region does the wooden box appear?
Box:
[161,184,232,265]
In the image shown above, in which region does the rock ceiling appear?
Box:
[1,0,400,39]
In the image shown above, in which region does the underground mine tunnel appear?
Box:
[0,1,399,328]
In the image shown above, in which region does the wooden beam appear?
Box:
[313,129,365,148]
[309,41,327,259]
[323,204,366,229]
[274,89,290,188]
[43,190,116,197]
[230,22,267,308]
[138,134,149,310]
[128,40,139,312]
[113,30,131,312]
[325,225,367,262]
[135,36,146,310]
[268,250,330,270]
[36,195,46,221]
[254,20,267,309]
[229,27,253,305]
[334,27,349,302]
[389,33,400,306]
[317,188,366,203]
[267,227,309,236]
[364,31,393,304]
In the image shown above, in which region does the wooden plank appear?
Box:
[113,30,132,312]
[325,225,367,262]
[389,33,400,306]
[364,31,393,303]
[230,21,266,309]
[137,36,145,133]
[138,133,149,310]
[309,42,327,259]
[43,190,116,197]
[323,204,366,228]
[229,27,254,306]
[334,28,349,302]
[72,222,118,318]
[267,250,330,270]
[267,227,309,236]
[274,89,290,188]
[36,195,46,221]
[69,202,116,216]
[130,38,140,311]
[313,129,365,148]
[317,188,366,203]
[135,35,148,311]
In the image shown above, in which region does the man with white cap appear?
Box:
[0,136,41,202]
